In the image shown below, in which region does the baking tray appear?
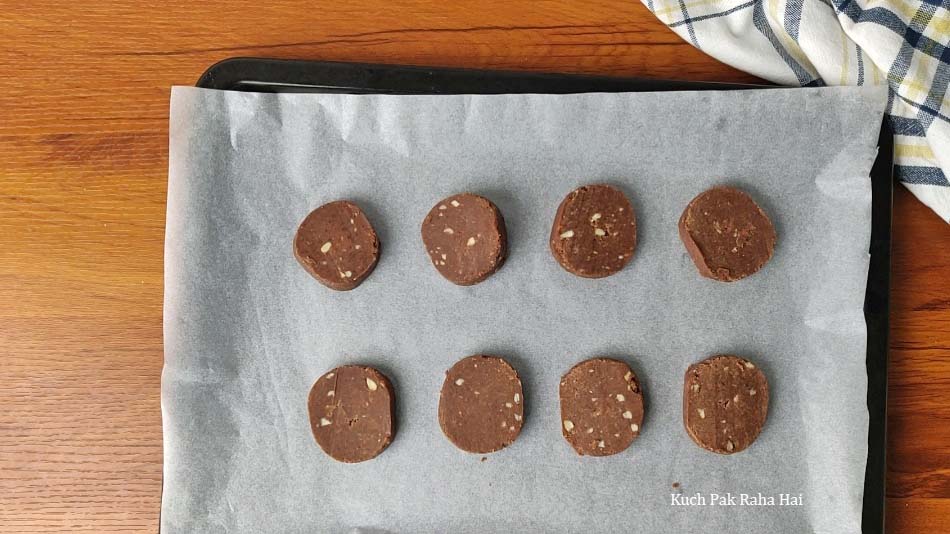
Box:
[195,57,892,533]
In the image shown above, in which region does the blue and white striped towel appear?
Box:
[641,0,950,222]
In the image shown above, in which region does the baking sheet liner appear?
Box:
[163,85,887,533]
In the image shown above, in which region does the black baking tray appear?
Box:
[196,57,892,533]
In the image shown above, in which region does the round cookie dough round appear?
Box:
[683,355,769,455]
[559,358,644,456]
[421,194,508,285]
[308,365,396,463]
[550,184,637,278]
[294,200,380,291]
[438,355,524,454]
[678,186,776,282]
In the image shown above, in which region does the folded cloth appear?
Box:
[641,0,950,222]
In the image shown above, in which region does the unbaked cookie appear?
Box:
[550,184,637,278]
[294,201,380,291]
[559,358,644,456]
[421,193,507,285]
[678,186,776,282]
[308,365,395,463]
[683,354,769,454]
[438,355,524,453]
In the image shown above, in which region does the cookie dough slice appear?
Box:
[683,355,769,454]
[550,184,637,278]
[421,193,507,285]
[438,355,524,453]
[294,200,380,291]
[308,365,395,463]
[559,358,644,456]
[678,186,776,282]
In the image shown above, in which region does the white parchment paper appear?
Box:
[163,85,887,534]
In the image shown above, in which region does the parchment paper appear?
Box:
[163,85,887,534]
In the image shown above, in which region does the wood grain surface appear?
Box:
[1,2,948,532]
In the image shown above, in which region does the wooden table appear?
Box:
[2,2,948,532]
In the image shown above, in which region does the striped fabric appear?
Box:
[641,0,950,222]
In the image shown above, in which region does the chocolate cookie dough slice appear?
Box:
[294,200,380,291]
[678,186,776,282]
[550,184,637,278]
[308,365,395,463]
[438,355,524,454]
[421,193,507,285]
[683,355,769,454]
[559,358,644,456]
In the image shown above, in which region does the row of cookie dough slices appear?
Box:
[294,185,778,290]
[307,354,769,463]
